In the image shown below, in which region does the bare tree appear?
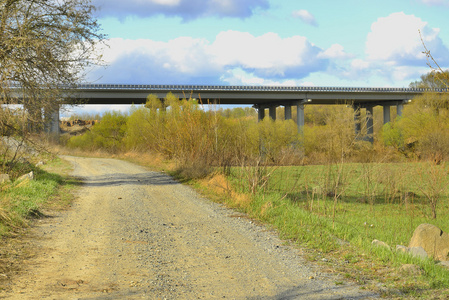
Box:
[0,0,104,138]
[415,29,449,89]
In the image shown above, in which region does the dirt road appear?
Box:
[1,156,377,299]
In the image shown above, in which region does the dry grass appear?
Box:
[199,173,252,209]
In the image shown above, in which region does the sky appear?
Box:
[68,0,449,116]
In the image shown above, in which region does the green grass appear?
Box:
[226,162,449,297]
[0,157,77,236]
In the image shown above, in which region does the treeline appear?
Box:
[65,90,449,176]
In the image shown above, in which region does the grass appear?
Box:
[0,157,78,236]
[221,162,449,297]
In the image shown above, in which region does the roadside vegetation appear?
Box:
[58,70,449,297]
[0,154,78,237]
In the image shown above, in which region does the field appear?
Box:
[213,161,449,296]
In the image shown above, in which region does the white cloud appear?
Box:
[292,10,317,26]
[366,12,449,66]
[220,68,303,86]
[92,0,269,20]
[318,44,353,59]
[210,31,326,77]
[87,31,331,85]
[332,12,449,84]
[150,0,181,6]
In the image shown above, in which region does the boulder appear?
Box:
[409,223,449,261]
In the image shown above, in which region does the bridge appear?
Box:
[71,84,444,142]
[10,84,444,141]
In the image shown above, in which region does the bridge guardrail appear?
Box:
[8,83,449,94]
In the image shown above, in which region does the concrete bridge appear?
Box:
[12,84,445,141]
[71,84,443,142]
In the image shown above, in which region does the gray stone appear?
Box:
[437,261,449,268]
[408,246,428,260]
[372,239,391,251]
[396,245,409,253]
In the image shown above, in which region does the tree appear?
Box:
[0,0,104,138]
[409,70,449,89]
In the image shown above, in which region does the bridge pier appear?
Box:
[44,105,60,141]
[269,106,277,120]
[354,106,362,137]
[397,103,404,117]
[284,104,292,120]
[354,100,409,143]
[257,105,265,121]
[366,105,374,143]
[257,101,308,135]
[383,105,391,124]
[296,101,305,131]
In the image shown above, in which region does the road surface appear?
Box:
[0,156,377,299]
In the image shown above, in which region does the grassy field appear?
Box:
[217,161,449,297]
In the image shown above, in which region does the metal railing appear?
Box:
[74,84,448,93]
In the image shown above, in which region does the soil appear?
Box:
[0,156,377,299]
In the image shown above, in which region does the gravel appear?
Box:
[0,156,377,299]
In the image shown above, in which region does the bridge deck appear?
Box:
[72,84,444,106]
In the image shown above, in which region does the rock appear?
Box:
[396,245,409,253]
[395,245,428,259]
[408,246,428,260]
[36,161,45,167]
[409,223,449,261]
[437,261,449,268]
[0,174,10,184]
[400,264,423,275]
[15,171,34,188]
[372,239,391,251]
[17,171,34,182]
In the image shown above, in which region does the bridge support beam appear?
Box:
[366,106,374,144]
[397,103,404,117]
[383,105,391,124]
[296,101,305,133]
[269,106,277,120]
[284,104,292,120]
[354,105,362,137]
[44,105,60,141]
[257,106,265,122]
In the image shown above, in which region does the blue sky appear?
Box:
[69,0,449,115]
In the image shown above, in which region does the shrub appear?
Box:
[67,111,127,153]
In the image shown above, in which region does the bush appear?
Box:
[67,111,127,153]
[383,93,449,160]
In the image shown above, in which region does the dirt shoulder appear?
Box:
[0,156,377,299]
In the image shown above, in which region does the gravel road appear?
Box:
[1,156,377,299]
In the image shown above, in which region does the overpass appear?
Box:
[10,84,445,141]
[71,84,444,142]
